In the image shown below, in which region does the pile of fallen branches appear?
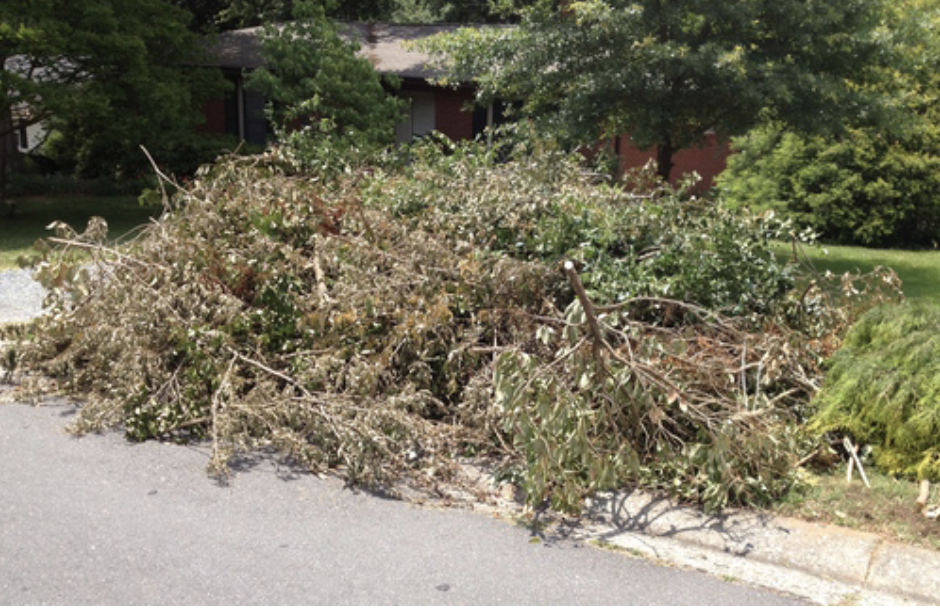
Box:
[491,264,825,512]
[19,155,559,485]
[13,149,901,511]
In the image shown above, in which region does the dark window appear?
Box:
[243,90,268,146]
[472,100,517,138]
[224,76,240,138]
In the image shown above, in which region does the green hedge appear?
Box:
[718,126,940,248]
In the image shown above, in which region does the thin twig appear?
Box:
[140,145,180,205]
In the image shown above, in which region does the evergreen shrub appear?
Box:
[811,301,940,480]
[718,126,940,248]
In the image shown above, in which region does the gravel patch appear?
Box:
[0,268,46,324]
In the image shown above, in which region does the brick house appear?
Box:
[202,22,729,189]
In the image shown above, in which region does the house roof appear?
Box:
[208,22,467,80]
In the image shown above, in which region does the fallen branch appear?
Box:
[844,437,871,488]
[917,480,931,514]
[564,260,608,370]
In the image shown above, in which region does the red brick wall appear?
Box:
[617,132,730,191]
[198,80,732,191]
[434,88,474,141]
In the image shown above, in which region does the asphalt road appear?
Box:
[0,399,802,605]
[0,268,45,324]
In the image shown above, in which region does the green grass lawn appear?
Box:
[775,466,940,550]
[773,241,940,303]
[0,196,159,269]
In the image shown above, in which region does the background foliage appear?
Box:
[167,0,527,31]
[718,0,940,248]
[418,0,902,180]
[0,0,226,182]
[718,125,940,248]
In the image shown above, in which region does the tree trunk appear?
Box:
[612,135,623,181]
[656,136,674,184]
[0,104,16,212]
[0,54,10,208]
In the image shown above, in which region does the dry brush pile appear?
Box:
[12,142,902,512]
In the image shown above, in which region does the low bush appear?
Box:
[15,140,898,512]
[39,128,253,184]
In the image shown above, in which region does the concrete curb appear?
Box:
[579,489,939,605]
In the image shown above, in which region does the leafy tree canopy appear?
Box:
[169,0,528,31]
[199,0,398,29]
[245,0,406,168]
[419,0,906,180]
[0,0,225,180]
[167,0,235,32]
[390,0,526,23]
[717,0,940,247]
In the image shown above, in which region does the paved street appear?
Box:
[0,399,800,605]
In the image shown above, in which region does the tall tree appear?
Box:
[419,0,903,181]
[167,0,233,32]
[209,0,396,27]
[245,0,405,167]
[0,0,224,184]
[185,0,525,30]
[392,0,519,23]
[718,0,940,247]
